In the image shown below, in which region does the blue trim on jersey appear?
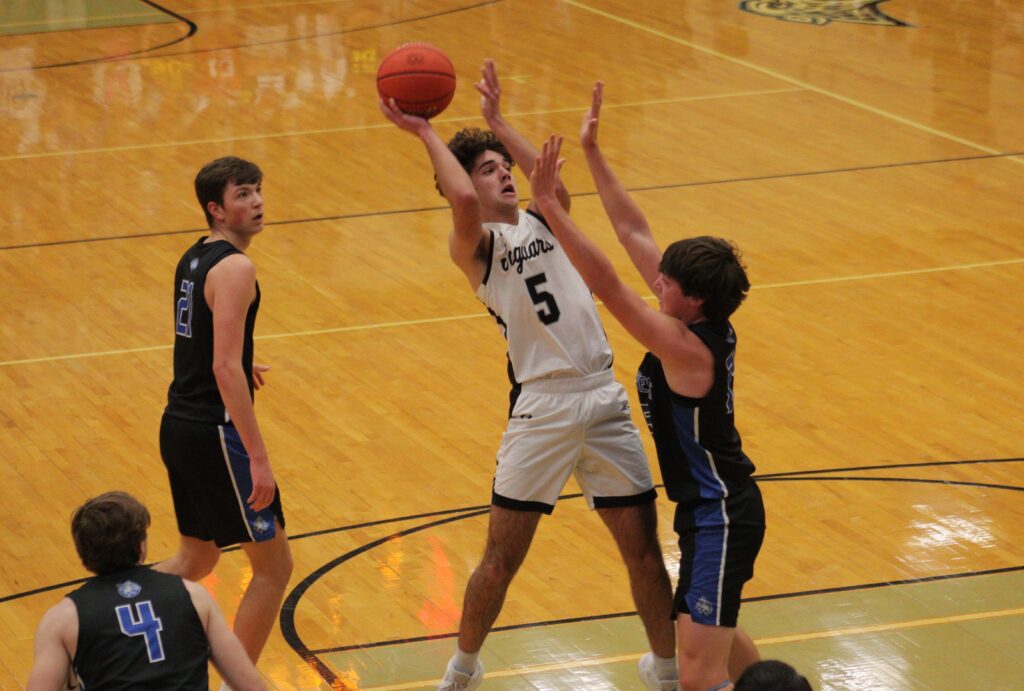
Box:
[671,402,728,501]
[222,426,277,541]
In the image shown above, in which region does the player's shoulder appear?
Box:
[38,597,78,632]
[208,251,256,283]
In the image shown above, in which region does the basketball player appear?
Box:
[528,84,766,691]
[380,60,678,691]
[155,157,293,686]
[26,492,266,691]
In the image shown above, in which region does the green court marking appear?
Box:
[323,570,1024,689]
[0,0,173,36]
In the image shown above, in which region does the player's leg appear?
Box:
[579,376,677,688]
[597,502,675,659]
[677,617,736,691]
[157,415,223,579]
[458,506,542,652]
[154,535,221,580]
[728,626,760,681]
[235,523,293,662]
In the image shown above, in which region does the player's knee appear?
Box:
[476,554,519,587]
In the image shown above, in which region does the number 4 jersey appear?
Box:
[477,210,613,384]
[67,566,210,690]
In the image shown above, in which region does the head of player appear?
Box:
[194,156,265,237]
[439,128,520,223]
[71,491,150,576]
[654,236,750,325]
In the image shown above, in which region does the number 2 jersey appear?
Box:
[636,320,757,508]
[476,210,613,384]
[165,238,260,424]
[67,566,209,690]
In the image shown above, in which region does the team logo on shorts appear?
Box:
[117,580,142,599]
[636,373,652,396]
[739,0,909,26]
[695,596,715,617]
[251,515,272,534]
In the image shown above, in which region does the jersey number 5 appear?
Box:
[175,279,194,338]
[525,273,561,325]
[116,601,166,663]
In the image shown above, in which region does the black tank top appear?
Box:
[165,237,259,424]
[68,566,209,690]
[636,320,755,507]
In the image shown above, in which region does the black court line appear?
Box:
[3,1,499,75]
[309,562,1024,655]
[0,2,196,74]
[4,151,1022,252]
[279,466,1024,685]
[3,456,1020,605]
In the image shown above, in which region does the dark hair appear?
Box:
[659,236,750,322]
[71,492,151,575]
[735,660,813,691]
[194,156,263,227]
[437,128,513,196]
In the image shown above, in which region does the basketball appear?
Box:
[376,43,456,119]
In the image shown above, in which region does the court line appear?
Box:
[564,0,1024,167]
[358,606,1024,690]
[0,87,802,163]
[1,257,1020,367]
[4,149,1020,251]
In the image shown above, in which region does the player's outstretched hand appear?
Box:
[581,81,603,149]
[379,97,430,135]
[475,58,502,123]
[530,135,566,211]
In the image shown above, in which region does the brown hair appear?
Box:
[437,128,513,196]
[194,156,263,227]
[71,492,151,575]
[659,237,750,322]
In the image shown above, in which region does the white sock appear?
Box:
[653,653,678,681]
[452,647,479,675]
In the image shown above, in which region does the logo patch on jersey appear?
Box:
[636,373,652,396]
[189,257,199,272]
[695,596,715,617]
[117,580,142,599]
[251,515,271,533]
[499,237,555,274]
[739,0,909,26]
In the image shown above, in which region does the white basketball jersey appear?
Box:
[476,210,613,383]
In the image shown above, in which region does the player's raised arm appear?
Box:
[379,98,488,287]
[580,82,662,292]
[531,135,712,386]
[476,58,571,213]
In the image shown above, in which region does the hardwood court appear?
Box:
[1,1,1022,689]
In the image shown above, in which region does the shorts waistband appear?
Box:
[521,368,615,394]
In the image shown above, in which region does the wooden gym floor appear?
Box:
[1,1,1022,689]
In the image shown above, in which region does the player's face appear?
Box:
[470,150,517,214]
[217,181,264,234]
[654,272,703,322]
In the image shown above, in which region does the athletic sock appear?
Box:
[653,653,678,681]
[452,647,480,675]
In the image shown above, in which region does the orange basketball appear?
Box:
[377,43,456,119]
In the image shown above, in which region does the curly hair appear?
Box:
[659,236,750,322]
[71,491,151,575]
[435,128,513,196]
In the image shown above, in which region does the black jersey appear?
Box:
[165,237,259,424]
[636,320,756,508]
[68,566,209,690]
